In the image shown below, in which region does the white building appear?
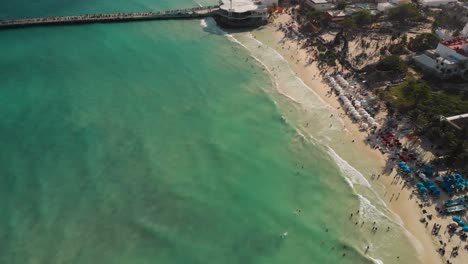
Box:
[377,2,396,12]
[306,0,334,11]
[217,0,278,27]
[418,0,458,6]
[413,37,468,79]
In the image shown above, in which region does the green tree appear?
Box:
[407,33,439,52]
[307,10,324,23]
[401,34,408,45]
[388,4,421,26]
[376,55,408,74]
[342,17,356,30]
[352,10,372,27]
[336,1,347,10]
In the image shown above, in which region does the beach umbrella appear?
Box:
[463,226,468,232]
[458,221,465,227]
[452,216,461,222]
[404,167,411,173]
[372,122,379,128]
[354,101,361,107]
[456,183,464,189]
[429,185,438,191]
[416,182,424,187]
[367,117,374,123]
[420,187,428,193]
[360,123,368,130]
[454,173,461,178]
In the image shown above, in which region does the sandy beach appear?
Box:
[246,12,467,264]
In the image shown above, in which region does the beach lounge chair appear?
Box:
[445,205,467,214]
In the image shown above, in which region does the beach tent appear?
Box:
[422,165,433,176]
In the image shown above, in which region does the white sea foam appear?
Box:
[326,147,371,188]
[215,25,425,264]
[357,194,391,222]
[369,256,384,264]
[200,17,227,35]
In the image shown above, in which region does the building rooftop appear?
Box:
[326,10,347,17]
[310,0,329,4]
[442,37,468,57]
[220,0,263,13]
[446,113,468,130]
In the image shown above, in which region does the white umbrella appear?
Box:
[372,122,379,128]
[354,102,361,107]
[367,117,374,123]
[359,109,366,114]
[360,123,369,129]
[363,113,370,119]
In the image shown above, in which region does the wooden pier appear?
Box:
[0,5,220,29]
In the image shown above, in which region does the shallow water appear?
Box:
[0,1,420,263]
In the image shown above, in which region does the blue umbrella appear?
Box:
[453,216,461,222]
[398,161,406,166]
[416,182,424,187]
[420,187,428,193]
[456,183,464,189]
[454,173,461,178]
[458,221,465,227]
[463,226,468,232]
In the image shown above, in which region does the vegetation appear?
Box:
[307,10,324,23]
[352,10,372,27]
[388,4,422,26]
[381,77,468,166]
[388,43,408,55]
[376,55,407,74]
[342,17,357,30]
[407,33,439,52]
[431,5,467,31]
[336,1,347,10]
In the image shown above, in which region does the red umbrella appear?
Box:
[400,155,408,162]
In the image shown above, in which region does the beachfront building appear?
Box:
[413,37,468,79]
[305,0,335,11]
[445,113,468,130]
[325,10,348,23]
[377,2,396,11]
[215,0,278,27]
[418,0,458,6]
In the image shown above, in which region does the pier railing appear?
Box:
[0,5,220,29]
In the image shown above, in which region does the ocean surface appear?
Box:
[0,1,421,263]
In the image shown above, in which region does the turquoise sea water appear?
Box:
[0,1,421,263]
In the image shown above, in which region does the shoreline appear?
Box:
[245,13,448,264]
